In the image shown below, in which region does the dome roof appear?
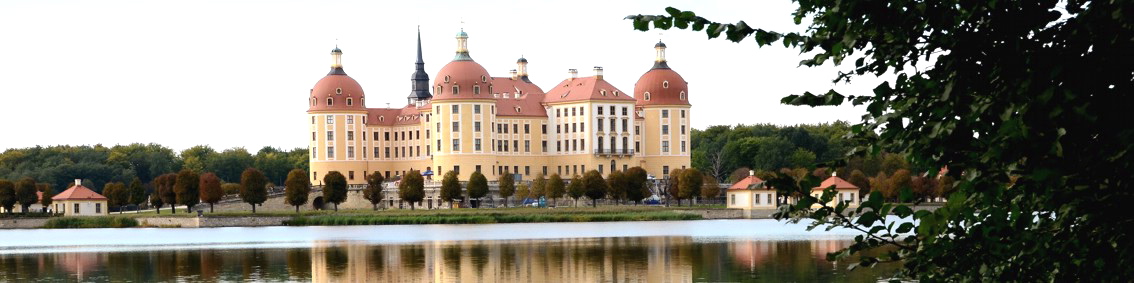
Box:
[655,41,667,48]
[517,57,528,63]
[431,60,493,101]
[308,74,366,112]
[634,68,689,106]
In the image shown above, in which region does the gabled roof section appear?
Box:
[728,176,768,190]
[492,77,548,117]
[53,184,107,201]
[542,77,635,104]
[813,176,859,190]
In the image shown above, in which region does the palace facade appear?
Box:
[307,29,691,184]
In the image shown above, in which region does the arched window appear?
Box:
[613,91,620,97]
[452,85,459,95]
[347,98,353,106]
[473,85,481,95]
[515,106,522,113]
[601,90,607,96]
[311,98,316,106]
[644,92,651,101]
[436,85,442,95]
[662,81,669,88]
[327,98,333,106]
[679,91,686,100]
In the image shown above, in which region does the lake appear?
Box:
[0,220,898,282]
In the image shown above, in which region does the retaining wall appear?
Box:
[0,218,49,229]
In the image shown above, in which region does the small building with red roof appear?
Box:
[52,179,108,216]
[726,171,778,209]
[811,175,861,208]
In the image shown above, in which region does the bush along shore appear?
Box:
[42,217,139,228]
[283,211,701,226]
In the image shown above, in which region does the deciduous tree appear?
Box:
[199,173,223,213]
[546,174,565,206]
[284,169,311,213]
[155,173,177,214]
[14,177,37,213]
[468,171,489,208]
[398,170,425,210]
[605,171,627,205]
[624,167,650,204]
[322,171,348,211]
[677,168,703,205]
[239,168,268,213]
[127,178,145,211]
[439,171,461,208]
[362,171,384,210]
[38,183,54,213]
[495,172,514,207]
[582,170,607,207]
[665,169,683,206]
[566,175,584,207]
[174,169,200,213]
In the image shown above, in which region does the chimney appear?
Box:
[593,66,604,80]
[568,69,578,79]
[514,93,521,99]
[749,170,755,177]
[74,179,81,186]
[510,69,518,80]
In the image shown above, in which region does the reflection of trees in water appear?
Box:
[469,244,489,276]
[324,246,349,279]
[285,249,311,279]
[441,244,461,277]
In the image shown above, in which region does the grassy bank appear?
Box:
[42,217,139,228]
[283,210,700,226]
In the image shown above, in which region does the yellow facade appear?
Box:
[726,190,779,209]
[53,199,108,216]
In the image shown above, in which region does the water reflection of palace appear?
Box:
[309,237,695,282]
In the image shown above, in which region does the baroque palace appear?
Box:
[307,29,691,185]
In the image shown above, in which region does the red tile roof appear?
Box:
[542,77,635,104]
[635,68,690,106]
[52,184,107,201]
[365,105,423,126]
[728,175,767,190]
[492,77,548,117]
[813,176,859,190]
[308,74,367,112]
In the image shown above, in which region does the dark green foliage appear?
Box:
[239,168,268,213]
[605,171,627,204]
[362,171,384,210]
[439,171,461,208]
[126,178,145,207]
[198,173,222,213]
[665,169,683,206]
[546,174,565,205]
[285,169,311,213]
[688,123,854,181]
[38,183,54,212]
[103,182,127,213]
[630,2,1134,281]
[398,170,425,210]
[496,170,514,207]
[566,175,584,207]
[467,169,489,208]
[677,168,703,203]
[221,183,241,195]
[14,177,37,213]
[322,171,348,211]
[624,167,650,204]
[582,170,607,207]
[149,189,164,214]
[42,216,138,228]
[174,169,200,213]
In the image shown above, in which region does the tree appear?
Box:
[398,170,425,210]
[624,167,650,204]
[467,171,489,208]
[439,171,461,208]
[887,169,912,202]
[38,183,55,213]
[566,175,584,207]
[546,174,565,206]
[0,180,16,214]
[127,178,145,211]
[285,169,311,213]
[362,171,384,210]
[786,148,817,169]
[14,177,38,213]
[174,169,200,213]
[631,3,1134,279]
[496,172,514,208]
[847,170,871,198]
[582,170,608,207]
[700,172,720,202]
[322,171,348,211]
[530,173,547,206]
[149,191,164,214]
[221,183,241,195]
[665,169,683,206]
[240,168,268,213]
[515,182,530,205]
[104,182,128,214]
[677,168,703,205]
[199,173,223,213]
[605,171,627,205]
[154,173,177,214]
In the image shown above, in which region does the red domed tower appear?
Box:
[308,47,369,184]
[634,40,691,177]
[428,29,498,180]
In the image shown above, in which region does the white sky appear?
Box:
[0,0,881,152]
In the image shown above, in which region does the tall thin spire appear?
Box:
[408,27,432,104]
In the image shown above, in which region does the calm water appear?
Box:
[0,220,898,282]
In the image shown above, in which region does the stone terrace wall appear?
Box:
[0,218,49,229]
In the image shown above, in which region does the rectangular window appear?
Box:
[572,139,577,151]
[327,147,335,158]
[572,123,577,132]
[556,109,561,117]
[326,115,334,124]
[362,131,367,141]
[454,166,460,175]
[610,106,616,115]
[426,130,430,139]
[525,166,530,176]
[475,121,482,132]
[452,122,460,132]
[476,165,482,173]
[543,166,548,175]
[452,139,460,151]
[312,147,316,159]
[542,141,547,152]
[571,108,576,116]
[622,107,628,116]
[598,107,603,115]
[635,126,640,133]
[662,110,669,118]
[636,142,641,151]
[74,203,80,214]
[681,141,687,152]
[598,120,603,131]
[452,105,459,113]
[610,119,616,131]
[504,141,509,152]
[524,124,530,134]
[373,147,379,158]
[373,132,379,141]
[385,132,390,141]
[437,123,441,132]
[556,125,561,133]
[662,125,669,135]
[598,165,603,174]
[385,147,390,158]
[312,132,316,141]
[326,131,334,141]
[347,131,354,141]
[474,104,481,114]
[662,141,670,152]
[525,141,531,152]
[681,125,686,135]
[557,141,562,151]
[681,110,686,118]
[663,166,670,175]
[513,140,518,152]
[579,107,584,115]
[475,139,482,151]
[349,171,355,180]
[347,116,354,124]
[347,146,355,158]
[622,119,628,132]
[542,124,547,134]
[312,116,315,124]
[623,164,628,172]
[95,203,101,213]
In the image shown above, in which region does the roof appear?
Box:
[634,68,690,107]
[813,176,859,190]
[52,184,107,201]
[491,77,548,117]
[542,77,635,104]
[366,105,422,126]
[308,73,366,112]
[728,175,767,190]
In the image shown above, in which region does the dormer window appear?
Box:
[452,85,459,95]
[515,106,522,113]
[379,116,385,122]
[311,98,316,106]
[481,75,487,82]
[473,85,481,95]
[614,91,620,97]
[347,98,353,106]
[662,81,669,88]
[600,90,607,96]
[436,85,442,95]
[679,91,686,100]
[336,88,343,94]
[327,98,334,106]
[644,92,651,101]
[444,75,451,83]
